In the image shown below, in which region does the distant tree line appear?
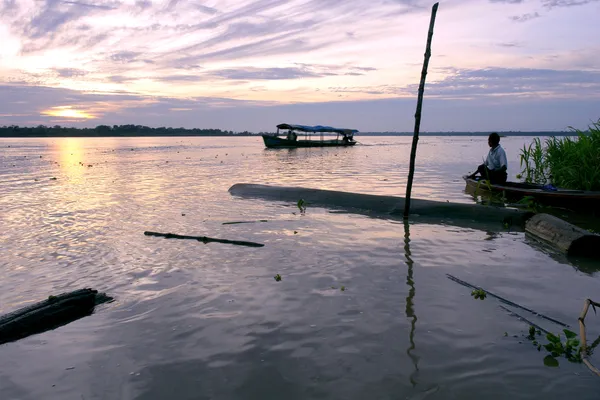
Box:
[0,125,265,137]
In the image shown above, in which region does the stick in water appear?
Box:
[578,298,600,378]
[144,231,264,247]
[499,305,550,334]
[222,220,268,225]
[446,274,569,327]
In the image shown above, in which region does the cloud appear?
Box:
[54,68,87,77]
[211,67,321,80]
[496,41,523,47]
[62,1,119,9]
[1,83,598,132]
[110,51,142,62]
[543,0,600,8]
[22,0,121,40]
[327,67,600,100]
[195,4,218,14]
[205,65,375,80]
[510,12,541,22]
[412,67,600,98]
[489,0,524,3]
[135,0,152,10]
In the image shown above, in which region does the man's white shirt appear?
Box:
[485,144,507,171]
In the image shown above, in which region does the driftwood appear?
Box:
[0,288,113,345]
[446,274,569,327]
[144,231,264,247]
[578,298,600,377]
[222,220,268,225]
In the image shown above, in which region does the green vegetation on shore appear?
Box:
[519,120,600,191]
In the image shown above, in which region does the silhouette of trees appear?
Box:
[0,125,259,137]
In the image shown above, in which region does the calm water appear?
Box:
[1,136,599,400]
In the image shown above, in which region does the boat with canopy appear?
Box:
[261,123,358,148]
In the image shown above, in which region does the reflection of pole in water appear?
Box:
[404,222,419,387]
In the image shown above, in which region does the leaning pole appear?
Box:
[404,2,439,219]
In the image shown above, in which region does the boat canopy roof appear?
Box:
[277,123,358,135]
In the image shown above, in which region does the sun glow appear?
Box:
[42,106,95,119]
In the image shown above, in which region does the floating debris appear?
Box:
[144,231,264,248]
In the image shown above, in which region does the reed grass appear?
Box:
[519,119,600,191]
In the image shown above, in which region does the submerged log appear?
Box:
[525,213,600,257]
[0,288,113,345]
[228,183,533,227]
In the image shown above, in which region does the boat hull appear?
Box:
[261,135,356,149]
[464,177,600,210]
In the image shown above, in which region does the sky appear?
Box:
[0,0,599,132]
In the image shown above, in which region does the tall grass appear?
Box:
[519,119,600,191]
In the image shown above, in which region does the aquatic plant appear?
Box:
[519,119,600,191]
[297,199,306,214]
[471,289,486,300]
[524,326,582,366]
[274,274,282,282]
[515,195,540,213]
[542,329,582,366]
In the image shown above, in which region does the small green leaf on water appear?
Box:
[340,286,346,292]
[544,355,559,367]
[297,199,306,213]
[547,333,561,344]
[528,325,536,338]
[503,332,508,337]
[563,329,577,339]
[48,295,57,302]
[471,289,486,300]
[274,274,282,282]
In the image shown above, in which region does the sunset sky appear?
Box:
[0,0,599,132]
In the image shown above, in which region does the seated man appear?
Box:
[466,132,508,184]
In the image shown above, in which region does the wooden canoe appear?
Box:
[464,177,600,210]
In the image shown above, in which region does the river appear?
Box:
[1,136,598,399]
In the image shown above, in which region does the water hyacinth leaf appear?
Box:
[547,333,561,343]
[544,355,559,367]
[563,329,577,339]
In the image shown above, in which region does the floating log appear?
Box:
[0,288,113,345]
[144,231,264,247]
[525,213,600,258]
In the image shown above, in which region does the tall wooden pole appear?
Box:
[404,2,439,219]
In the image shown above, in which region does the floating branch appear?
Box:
[0,288,113,345]
[222,220,269,225]
[578,298,600,377]
[446,274,569,327]
[144,231,264,247]
[499,305,550,334]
